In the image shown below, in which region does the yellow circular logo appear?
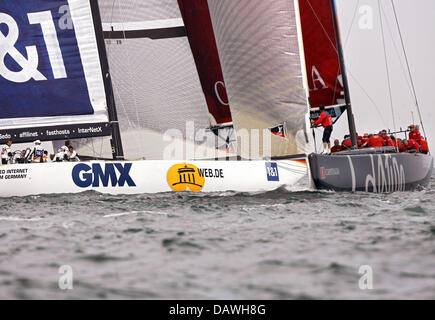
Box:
[167,163,205,192]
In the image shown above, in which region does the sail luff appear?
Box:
[89,0,124,159]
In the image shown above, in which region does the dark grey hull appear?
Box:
[308,151,433,192]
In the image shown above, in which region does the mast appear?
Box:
[90,0,124,160]
[330,0,358,147]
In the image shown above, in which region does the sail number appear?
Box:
[0,10,68,83]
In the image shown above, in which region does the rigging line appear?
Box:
[347,71,388,127]
[391,0,428,139]
[378,0,396,131]
[343,0,360,48]
[381,4,415,101]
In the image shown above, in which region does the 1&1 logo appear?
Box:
[167,163,205,192]
[265,162,279,181]
[72,163,136,188]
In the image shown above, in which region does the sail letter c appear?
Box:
[214,81,229,106]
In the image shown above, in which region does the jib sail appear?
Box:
[207,0,312,158]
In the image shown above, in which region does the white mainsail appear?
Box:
[71,0,234,160]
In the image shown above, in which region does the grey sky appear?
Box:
[328,0,435,152]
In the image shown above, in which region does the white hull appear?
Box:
[0,159,307,197]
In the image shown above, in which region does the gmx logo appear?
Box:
[72,163,136,188]
[265,162,279,182]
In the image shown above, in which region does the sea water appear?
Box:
[0,174,434,299]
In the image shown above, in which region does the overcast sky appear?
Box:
[328,0,435,152]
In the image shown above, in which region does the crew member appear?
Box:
[408,125,421,142]
[402,139,419,153]
[54,146,69,162]
[342,135,352,150]
[419,138,429,154]
[43,151,49,162]
[381,130,393,146]
[368,133,384,148]
[1,140,13,165]
[360,133,370,148]
[390,135,402,152]
[331,139,342,153]
[67,146,80,162]
[311,105,333,154]
[28,140,45,163]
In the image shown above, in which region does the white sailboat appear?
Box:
[0,0,311,197]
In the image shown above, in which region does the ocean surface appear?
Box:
[0,173,434,300]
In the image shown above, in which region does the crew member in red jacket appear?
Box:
[402,139,420,153]
[331,139,342,153]
[390,135,402,152]
[360,133,369,148]
[408,125,422,142]
[342,135,352,150]
[381,130,394,146]
[368,133,385,148]
[419,138,429,154]
[311,105,333,154]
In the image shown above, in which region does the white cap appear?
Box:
[34,140,41,144]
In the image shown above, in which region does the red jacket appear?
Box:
[409,130,421,142]
[420,139,429,153]
[392,138,403,151]
[315,111,333,128]
[384,136,394,147]
[404,139,420,152]
[342,139,352,149]
[331,145,342,153]
[368,135,384,148]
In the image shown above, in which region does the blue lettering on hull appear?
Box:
[72,163,136,188]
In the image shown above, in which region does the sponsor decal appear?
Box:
[325,168,340,176]
[167,163,205,192]
[72,163,136,188]
[198,168,224,179]
[265,162,279,181]
[0,168,28,180]
[320,167,326,179]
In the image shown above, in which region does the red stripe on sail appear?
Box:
[298,0,345,108]
[178,0,233,124]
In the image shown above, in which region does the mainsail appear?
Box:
[207,0,312,158]
[298,0,345,109]
[0,0,113,145]
[77,0,234,160]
